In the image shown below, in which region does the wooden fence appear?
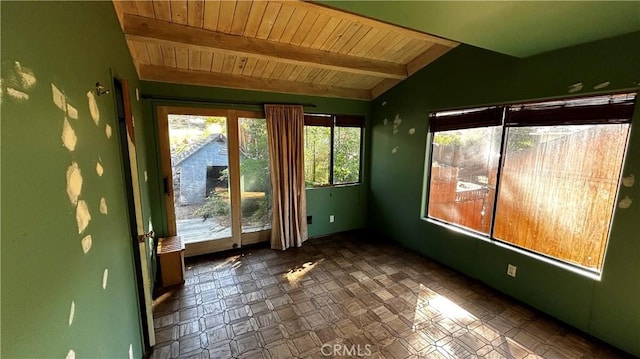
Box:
[494,125,628,269]
[429,167,494,234]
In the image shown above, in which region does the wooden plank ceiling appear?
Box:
[112,0,458,100]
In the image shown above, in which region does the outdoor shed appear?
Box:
[172,133,228,205]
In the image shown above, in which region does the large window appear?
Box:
[425,93,635,272]
[429,125,502,235]
[304,114,364,186]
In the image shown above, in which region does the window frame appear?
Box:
[304,113,365,187]
[422,92,636,276]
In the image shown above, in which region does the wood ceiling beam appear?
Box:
[370,79,401,100]
[406,44,456,76]
[139,65,372,101]
[123,14,407,80]
[371,44,456,99]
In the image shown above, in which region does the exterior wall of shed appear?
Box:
[177,140,229,205]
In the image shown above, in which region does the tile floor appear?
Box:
[150,233,633,359]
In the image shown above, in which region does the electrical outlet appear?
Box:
[329,215,335,223]
[507,264,517,277]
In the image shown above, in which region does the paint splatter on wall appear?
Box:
[62,119,78,151]
[68,301,75,326]
[66,104,78,120]
[87,91,100,125]
[81,235,92,254]
[57,74,129,355]
[6,87,29,101]
[55,82,84,155]
[6,58,141,356]
[96,161,104,177]
[593,81,610,90]
[66,162,82,206]
[99,197,108,215]
[619,196,632,209]
[393,114,402,134]
[75,200,91,234]
[102,268,109,289]
[7,61,36,89]
[105,124,112,139]
[52,83,66,110]
[1,61,36,103]
[2,4,154,351]
[568,82,583,93]
[622,174,635,187]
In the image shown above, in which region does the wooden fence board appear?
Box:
[428,125,629,269]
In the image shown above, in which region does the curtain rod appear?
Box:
[140,94,317,108]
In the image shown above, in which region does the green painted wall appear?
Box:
[368,32,640,356]
[321,1,640,58]
[305,185,367,238]
[138,82,370,240]
[1,2,150,357]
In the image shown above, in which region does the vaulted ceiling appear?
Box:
[112,1,459,101]
[113,1,640,101]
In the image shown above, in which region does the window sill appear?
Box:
[306,183,361,190]
[422,217,603,281]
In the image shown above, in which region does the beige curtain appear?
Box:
[265,104,308,250]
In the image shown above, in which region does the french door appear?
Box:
[158,107,271,256]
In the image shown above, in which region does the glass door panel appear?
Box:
[238,117,272,235]
[159,108,272,256]
[168,114,233,244]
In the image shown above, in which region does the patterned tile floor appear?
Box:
[150,233,632,359]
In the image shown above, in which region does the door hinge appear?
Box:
[137,230,155,243]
